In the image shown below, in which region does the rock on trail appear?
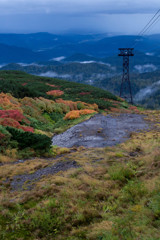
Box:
[52,114,150,148]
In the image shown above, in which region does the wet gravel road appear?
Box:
[52,114,150,148]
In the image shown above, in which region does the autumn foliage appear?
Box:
[56,99,78,111]
[64,109,97,120]
[56,98,99,111]
[0,92,21,111]
[0,118,34,132]
[46,90,64,97]
[0,110,26,122]
[46,83,60,88]
[129,106,140,114]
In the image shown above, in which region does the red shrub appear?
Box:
[22,83,27,86]
[0,118,34,132]
[0,110,25,122]
[0,118,21,128]
[20,126,34,133]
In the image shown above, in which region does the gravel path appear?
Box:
[9,113,151,191]
[52,113,150,148]
[10,160,79,191]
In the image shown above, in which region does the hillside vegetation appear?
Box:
[0,70,133,159]
[0,71,160,240]
[2,63,160,110]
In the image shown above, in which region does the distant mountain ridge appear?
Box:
[0,32,160,64]
[0,32,160,109]
[0,43,49,63]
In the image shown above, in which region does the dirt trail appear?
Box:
[52,113,150,148]
[10,160,79,191]
[8,113,151,191]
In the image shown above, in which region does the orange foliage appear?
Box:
[56,99,99,111]
[129,106,138,111]
[77,101,98,111]
[64,111,80,120]
[0,92,21,111]
[129,106,140,114]
[56,99,78,110]
[79,109,97,115]
[64,109,97,120]
[108,107,120,113]
[46,90,64,97]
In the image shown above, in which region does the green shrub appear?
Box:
[0,125,11,150]
[27,116,54,132]
[50,112,64,123]
[121,181,147,203]
[108,163,136,183]
[18,148,36,159]
[24,199,63,238]
[77,102,86,110]
[6,127,52,151]
[149,193,160,218]
[43,113,55,124]
[111,213,136,240]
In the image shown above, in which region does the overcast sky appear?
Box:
[0,0,160,34]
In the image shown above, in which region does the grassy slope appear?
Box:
[0,111,160,240]
[0,71,160,239]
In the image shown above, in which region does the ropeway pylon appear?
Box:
[118,48,134,104]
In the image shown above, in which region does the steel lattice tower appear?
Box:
[118,48,134,104]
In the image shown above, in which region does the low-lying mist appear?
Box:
[134,80,160,102]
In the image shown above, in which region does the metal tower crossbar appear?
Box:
[118,48,134,104]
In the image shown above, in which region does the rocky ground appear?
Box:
[3,113,153,191]
[52,113,151,148]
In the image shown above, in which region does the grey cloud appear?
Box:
[0,0,159,15]
[0,0,160,34]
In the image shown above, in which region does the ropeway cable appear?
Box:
[133,9,160,47]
